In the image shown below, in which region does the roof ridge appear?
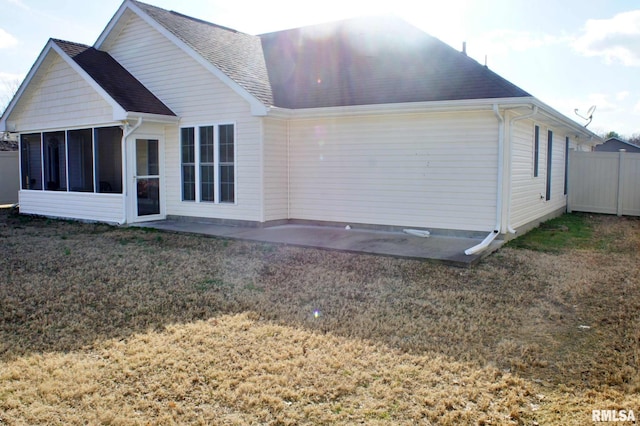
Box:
[258,15,408,36]
[131,0,244,35]
[51,38,91,48]
[168,10,240,34]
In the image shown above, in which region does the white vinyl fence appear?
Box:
[0,151,19,204]
[568,150,640,216]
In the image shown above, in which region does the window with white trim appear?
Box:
[219,124,235,203]
[180,123,235,204]
[181,128,195,201]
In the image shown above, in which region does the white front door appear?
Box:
[131,137,164,222]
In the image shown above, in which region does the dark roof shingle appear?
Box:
[259,16,531,109]
[130,2,529,110]
[54,39,175,116]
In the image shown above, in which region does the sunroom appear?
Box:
[1,38,176,224]
[21,126,123,194]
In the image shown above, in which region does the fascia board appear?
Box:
[268,97,536,119]
[530,98,602,143]
[126,111,180,123]
[268,97,603,143]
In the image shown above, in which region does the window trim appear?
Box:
[180,122,237,205]
[180,127,196,201]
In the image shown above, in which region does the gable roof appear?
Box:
[103,1,529,111]
[0,36,176,131]
[53,39,175,117]
[260,16,531,109]
[594,137,640,152]
[127,0,273,106]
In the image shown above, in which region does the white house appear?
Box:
[0,0,601,249]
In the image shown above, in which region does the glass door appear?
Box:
[135,139,160,217]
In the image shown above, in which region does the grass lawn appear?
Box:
[0,209,638,425]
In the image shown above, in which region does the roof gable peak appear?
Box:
[94,0,272,115]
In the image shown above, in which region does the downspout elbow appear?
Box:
[465,230,499,255]
[466,105,504,256]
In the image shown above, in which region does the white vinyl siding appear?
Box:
[9,52,114,131]
[262,117,289,222]
[510,118,571,229]
[108,13,262,222]
[288,111,498,232]
[19,191,123,223]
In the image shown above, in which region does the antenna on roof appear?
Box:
[574,105,596,127]
[462,41,467,55]
[484,55,487,68]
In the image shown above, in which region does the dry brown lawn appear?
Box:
[0,208,638,425]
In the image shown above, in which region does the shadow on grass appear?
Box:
[1,209,638,392]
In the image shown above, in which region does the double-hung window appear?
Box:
[181,128,195,201]
[180,123,235,203]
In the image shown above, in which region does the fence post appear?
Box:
[617,149,625,216]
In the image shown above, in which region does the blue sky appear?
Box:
[1,0,639,137]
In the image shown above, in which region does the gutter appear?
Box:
[465,104,504,255]
[119,117,143,225]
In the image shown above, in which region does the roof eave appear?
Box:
[266,97,537,119]
[267,96,603,144]
[529,98,603,145]
[125,111,179,123]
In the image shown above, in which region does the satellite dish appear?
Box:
[574,105,596,127]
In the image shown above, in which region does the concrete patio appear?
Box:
[134,220,503,267]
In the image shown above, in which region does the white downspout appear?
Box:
[119,117,143,225]
[505,105,538,234]
[287,119,291,220]
[465,104,504,255]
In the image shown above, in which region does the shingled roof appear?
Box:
[260,16,531,109]
[53,39,175,116]
[129,1,530,110]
